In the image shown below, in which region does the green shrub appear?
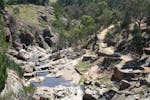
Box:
[121,12,131,28]
[0,0,5,10]
[35,33,43,47]
[0,14,10,52]
[0,54,8,92]
[6,55,24,78]
[23,84,36,94]
[147,14,150,26]
[75,61,91,72]
[79,76,87,83]
[13,7,20,15]
[132,24,143,54]
[0,13,8,92]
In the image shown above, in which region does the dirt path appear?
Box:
[97,25,115,55]
[97,25,114,41]
[97,25,133,68]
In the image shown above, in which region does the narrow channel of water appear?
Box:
[30,55,72,88]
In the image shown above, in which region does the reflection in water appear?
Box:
[37,72,49,76]
[31,77,71,87]
[39,61,47,66]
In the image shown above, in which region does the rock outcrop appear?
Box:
[0,70,27,100]
[33,85,84,100]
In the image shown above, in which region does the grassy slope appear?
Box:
[6,4,54,25]
[49,0,57,3]
[6,4,44,25]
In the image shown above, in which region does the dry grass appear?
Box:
[75,61,91,73]
[49,0,57,3]
[6,4,54,25]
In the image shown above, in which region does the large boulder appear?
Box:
[16,49,31,61]
[55,67,81,84]
[24,63,35,73]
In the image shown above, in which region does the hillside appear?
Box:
[0,0,150,100]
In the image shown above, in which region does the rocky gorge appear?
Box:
[3,25,150,100]
[1,1,150,100]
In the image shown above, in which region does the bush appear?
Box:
[121,12,131,29]
[147,14,150,26]
[23,84,36,94]
[0,14,10,52]
[35,33,43,47]
[0,0,5,10]
[0,54,8,92]
[132,24,143,54]
[13,7,20,15]
[0,13,8,92]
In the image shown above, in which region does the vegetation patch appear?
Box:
[0,13,9,92]
[0,54,24,91]
[97,76,119,89]
[75,61,91,73]
[0,90,15,100]
[5,55,24,78]
[23,84,36,94]
[79,76,87,83]
[0,13,23,92]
